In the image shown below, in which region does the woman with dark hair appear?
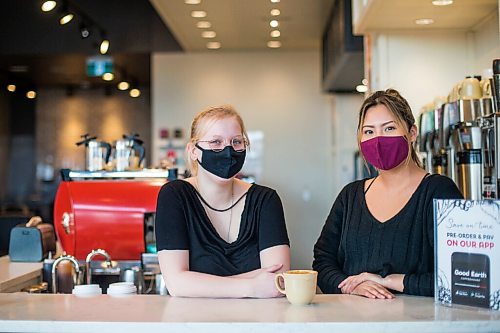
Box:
[313,89,463,298]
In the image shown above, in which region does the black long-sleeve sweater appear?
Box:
[313,174,463,296]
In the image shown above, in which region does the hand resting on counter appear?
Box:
[339,272,405,299]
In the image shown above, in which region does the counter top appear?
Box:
[0,256,42,292]
[0,293,499,333]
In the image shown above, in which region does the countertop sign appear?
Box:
[434,199,500,310]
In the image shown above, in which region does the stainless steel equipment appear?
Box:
[76,134,112,171]
[85,249,112,285]
[51,255,81,294]
[480,113,499,198]
[114,133,146,171]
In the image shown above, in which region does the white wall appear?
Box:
[370,30,470,113]
[472,11,500,75]
[152,50,349,269]
[368,10,500,115]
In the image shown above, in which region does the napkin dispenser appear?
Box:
[9,223,56,262]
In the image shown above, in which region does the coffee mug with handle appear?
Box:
[275,270,317,305]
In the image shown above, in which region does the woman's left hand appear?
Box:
[339,272,383,294]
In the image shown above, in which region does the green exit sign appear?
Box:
[86,56,113,77]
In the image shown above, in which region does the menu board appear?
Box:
[434,199,499,310]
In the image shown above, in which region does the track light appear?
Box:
[59,11,74,25]
[99,33,110,54]
[79,22,91,39]
[41,0,57,12]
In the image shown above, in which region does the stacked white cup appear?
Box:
[107,282,137,296]
[72,284,102,297]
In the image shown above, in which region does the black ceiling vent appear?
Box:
[322,0,364,93]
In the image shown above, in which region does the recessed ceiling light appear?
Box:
[270,9,280,16]
[207,41,221,49]
[356,84,368,93]
[270,20,279,28]
[117,81,130,91]
[270,30,281,38]
[201,31,216,38]
[129,88,141,98]
[270,0,280,3]
[7,84,16,92]
[196,21,212,28]
[267,41,281,48]
[184,0,201,4]
[191,11,207,18]
[102,72,114,81]
[415,18,434,25]
[26,91,37,99]
[432,0,453,5]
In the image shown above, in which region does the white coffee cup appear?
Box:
[275,270,317,305]
[72,284,102,296]
[107,282,137,296]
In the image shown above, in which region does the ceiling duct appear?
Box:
[322,0,364,93]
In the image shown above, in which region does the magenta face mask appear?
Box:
[360,136,409,170]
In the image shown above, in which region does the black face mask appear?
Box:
[195,143,246,179]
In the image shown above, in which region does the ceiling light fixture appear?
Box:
[270,9,280,16]
[362,78,368,85]
[432,0,453,5]
[191,11,207,18]
[59,12,74,25]
[415,18,434,25]
[185,0,201,4]
[7,84,16,92]
[196,21,212,28]
[207,41,221,49]
[102,72,114,81]
[201,31,216,38]
[41,0,57,12]
[26,90,37,99]
[270,20,279,28]
[356,85,368,93]
[267,41,281,48]
[129,88,141,98]
[270,30,280,38]
[79,22,91,39]
[99,33,110,54]
[117,81,130,91]
[270,0,280,3]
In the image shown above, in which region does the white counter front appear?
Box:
[0,293,499,333]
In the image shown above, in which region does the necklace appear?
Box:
[194,179,239,242]
[193,180,247,212]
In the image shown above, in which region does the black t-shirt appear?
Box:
[155,180,290,276]
[313,174,463,296]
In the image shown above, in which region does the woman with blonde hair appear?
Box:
[155,105,290,298]
[313,89,462,298]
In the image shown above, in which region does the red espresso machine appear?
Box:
[54,169,168,260]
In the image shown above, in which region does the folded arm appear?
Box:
[158,244,290,298]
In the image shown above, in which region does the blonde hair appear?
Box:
[357,89,423,169]
[185,105,250,175]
